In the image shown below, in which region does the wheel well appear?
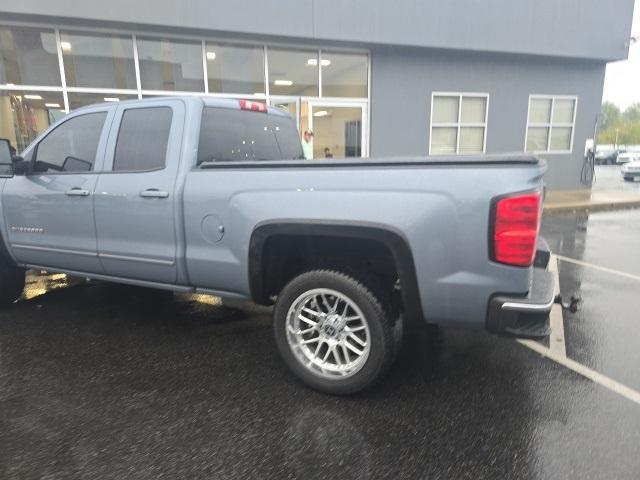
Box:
[249,224,424,324]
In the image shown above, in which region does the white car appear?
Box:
[616,151,640,164]
[621,159,640,181]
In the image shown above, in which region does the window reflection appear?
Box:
[0,26,61,86]
[206,42,264,95]
[60,31,137,89]
[320,51,368,98]
[137,37,204,92]
[268,48,318,96]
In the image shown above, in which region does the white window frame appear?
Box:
[429,92,489,155]
[524,94,578,154]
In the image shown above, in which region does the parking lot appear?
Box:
[1,209,639,479]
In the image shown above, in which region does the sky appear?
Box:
[602,0,640,110]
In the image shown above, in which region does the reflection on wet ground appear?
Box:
[22,271,81,300]
[0,210,638,478]
[542,209,640,392]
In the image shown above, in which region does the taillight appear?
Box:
[239,100,267,113]
[491,192,542,267]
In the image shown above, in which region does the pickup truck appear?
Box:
[0,97,554,395]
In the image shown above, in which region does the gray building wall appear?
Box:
[370,48,606,190]
[0,0,634,61]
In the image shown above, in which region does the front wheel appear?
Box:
[273,270,395,395]
[0,263,25,306]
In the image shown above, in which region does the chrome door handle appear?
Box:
[66,188,90,197]
[140,189,169,199]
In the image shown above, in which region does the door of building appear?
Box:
[305,101,368,159]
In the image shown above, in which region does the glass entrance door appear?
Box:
[306,101,367,159]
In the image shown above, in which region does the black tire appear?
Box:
[0,262,25,306]
[624,176,634,182]
[273,269,395,395]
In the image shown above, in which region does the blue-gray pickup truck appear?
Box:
[0,97,554,394]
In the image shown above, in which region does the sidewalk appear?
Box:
[544,189,640,213]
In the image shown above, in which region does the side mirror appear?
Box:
[0,139,14,177]
[12,156,31,175]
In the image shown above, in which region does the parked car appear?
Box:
[0,97,554,395]
[595,149,618,165]
[621,159,640,181]
[616,151,640,164]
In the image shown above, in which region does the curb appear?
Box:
[544,200,640,214]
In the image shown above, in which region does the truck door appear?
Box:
[94,100,184,284]
[1,108,112,273]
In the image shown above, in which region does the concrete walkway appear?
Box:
[544,189,640,213]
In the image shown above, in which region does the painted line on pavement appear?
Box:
[555,254,640,282]
[518,338,640,406]
[548,256,566,357]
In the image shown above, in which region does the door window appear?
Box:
[34,112,107,173]
[113,107,173,171]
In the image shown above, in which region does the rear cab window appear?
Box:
[197,107,303,164]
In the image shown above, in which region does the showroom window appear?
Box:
[205,42,265,95]
[0,90,65,152]
[136,37,204,92]
[60,31,137,90]
[321,51,368,98]
[0,22,370,155]
[525,95,577,153]
[430,93,489,155]
[0,26,61,86]
[268,48,319,96]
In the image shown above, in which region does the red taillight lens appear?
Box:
[239,100,267,113]
[492,192,542,267]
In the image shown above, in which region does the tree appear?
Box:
[623,103,640,123]
[597,121,640,145]
[599,101,621,131]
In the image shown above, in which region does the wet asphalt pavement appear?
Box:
[1,211,639,479]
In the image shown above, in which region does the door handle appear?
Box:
[66,188,90,197]
[140,189,169,199]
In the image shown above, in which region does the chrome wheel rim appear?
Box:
[285,288,371,379]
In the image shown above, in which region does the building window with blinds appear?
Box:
[525,95,577,153]
[430,93,488,155]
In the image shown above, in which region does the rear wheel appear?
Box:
[0,263,25,306]
[273,269,395,395]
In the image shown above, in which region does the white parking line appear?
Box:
[518,339,640,406]
[516,254,640,406]
[555,254,640,282]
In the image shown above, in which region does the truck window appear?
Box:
[197,107,303,164]
[34,112,107,173]
[113,107,173,172]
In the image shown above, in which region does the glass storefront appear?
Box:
[0,24,369,155]
[0,90,65,152]
[0,26,61,86]
[60,31,137,90]
[136,37,204,92]
[205,42,265,95]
